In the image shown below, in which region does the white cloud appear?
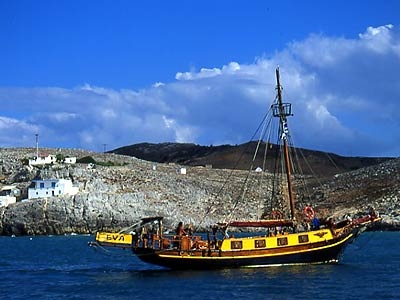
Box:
[0,116,35,131]
[50,112,79,122]
[308,102,337,128]
[162,116,197,143]
[0,25,399,156]
[0,117,39,147]
[359,24,395,53]
[176,67,222,80]
[175,62,244,81]
[162,116,174,129]
[153,82,165,88]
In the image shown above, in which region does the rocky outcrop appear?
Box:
[314,158,400,230]
[0,147,399,236]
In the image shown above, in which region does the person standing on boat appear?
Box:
[141,226,148,248]
[176,222,186,237]
[312,216,320,230]
[174,222,186,249]
[185,224,193,236]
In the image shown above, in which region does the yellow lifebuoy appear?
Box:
[303,206,315,220]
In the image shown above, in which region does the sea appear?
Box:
[0,232,398,300]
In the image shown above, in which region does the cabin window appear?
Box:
[40,182,44,188]
[277,237,288,246]
[51,182,56,188]
[298,235,309,243]
[231,240,243,249]
[255,239,266,248]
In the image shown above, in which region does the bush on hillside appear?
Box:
[77,156,97,164]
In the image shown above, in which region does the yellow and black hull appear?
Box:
[133,229,357,270]
[91,216,380,270]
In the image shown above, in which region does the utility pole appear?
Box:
[103,143,107,161]
[35,133,39,158]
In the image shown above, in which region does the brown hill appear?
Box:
[111,142,392,177]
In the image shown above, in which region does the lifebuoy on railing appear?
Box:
[303,206,315,220]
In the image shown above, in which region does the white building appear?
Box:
[0,185,20,207]
[28,154,76,166]
[64,157,76,164]
[28,179,79,199]
[29,154,57,166]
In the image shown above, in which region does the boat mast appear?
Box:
[274,67,296,220]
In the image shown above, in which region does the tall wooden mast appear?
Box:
[274,67,296,220]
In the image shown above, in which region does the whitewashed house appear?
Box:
[64,157,77,164]
[28,179,79,199]
[29,154,57,166]
[0,185,20,207]
[29,154,76,166]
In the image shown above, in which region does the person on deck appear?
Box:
[185,224,193,236]
[141,226,148,248]
[174,222,186,249]
[176,222,186,237]
[312,217,320,230]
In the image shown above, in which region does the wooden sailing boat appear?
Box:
[90,67,380,270]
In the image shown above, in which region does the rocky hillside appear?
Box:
[0,147,398,236]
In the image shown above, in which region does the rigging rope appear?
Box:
[223,106,275,223]
[194,105,276,234]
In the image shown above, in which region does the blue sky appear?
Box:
[0,0,399,157]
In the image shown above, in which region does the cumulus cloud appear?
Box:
[0,25,399,156]
[0,117,39,147]
[175,62,243,81]
[359,24,396,53]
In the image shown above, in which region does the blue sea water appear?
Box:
[0,232,398,300]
